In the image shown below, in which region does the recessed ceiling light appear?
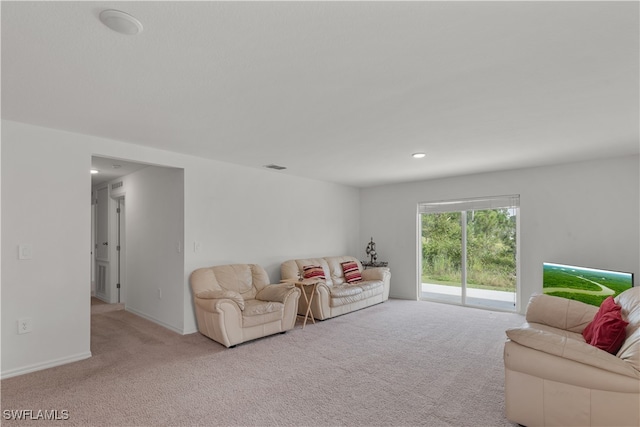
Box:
[412,153,426,159]
[99,10,143,35]
[91,169,99,174]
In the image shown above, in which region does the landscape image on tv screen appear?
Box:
[543,262,634,307]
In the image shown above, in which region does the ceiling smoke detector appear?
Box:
[99,10,143,35]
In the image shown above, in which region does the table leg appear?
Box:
[302,284,317,329]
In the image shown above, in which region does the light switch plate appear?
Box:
[18,245,32,260]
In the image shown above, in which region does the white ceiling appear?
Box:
[91,156,149,186]
[2,1,638,188]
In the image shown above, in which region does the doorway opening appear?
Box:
[418,195,520,312]
[90,156,147,311]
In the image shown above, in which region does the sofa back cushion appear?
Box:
[525,293,598,333]
[191,264,270,301]
[325,256,362,286]
[281,258,332,286]
[615,287,640,370]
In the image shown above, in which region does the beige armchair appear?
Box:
[190,264,301,348]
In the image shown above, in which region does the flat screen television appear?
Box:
[543,262,634,307]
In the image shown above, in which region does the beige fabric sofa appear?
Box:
[190,264,301,348]
[280,255,390,320]
[504,288,640,426]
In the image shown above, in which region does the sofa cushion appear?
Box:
[617,327,640,370]
[616,286,640,327]
[615,287,640,369]
[303,265,325,280]
[583,296,621,342]
[243,299,283,317]
[588,310,628,354]
[330,284,363,298]
[341,261,362,283]
[242,300,284,327]
[357,280,383,293]
[325,256,362,286]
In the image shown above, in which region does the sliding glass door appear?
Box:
[419,196,519,311]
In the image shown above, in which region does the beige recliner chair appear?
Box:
[190,264,301,348]
[504,287,640,426]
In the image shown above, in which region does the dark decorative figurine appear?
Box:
[366,237,377,263]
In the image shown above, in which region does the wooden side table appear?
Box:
[294,279,320,329]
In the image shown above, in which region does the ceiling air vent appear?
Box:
[111,181,124,190]
[264,164,287,171]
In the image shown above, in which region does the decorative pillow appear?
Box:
[302,265,325,280]
[588,310,629,354]
[582,296,620,342]
[341,261,362,283]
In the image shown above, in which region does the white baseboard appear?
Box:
[125,307,185,335]
[1,351,92,380]
[182,326,198,335]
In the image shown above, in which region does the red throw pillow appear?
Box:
[302,265,325,280]
[582,296,620,343]
[588,310,628,354]
[341,261,362,283]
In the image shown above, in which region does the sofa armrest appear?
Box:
[361,267,390,282]
[506,327,639,379]
[255,284,298,303]
[195,289,245,310]
[525,293,598,333]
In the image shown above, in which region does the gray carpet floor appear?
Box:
[1,299,523,426]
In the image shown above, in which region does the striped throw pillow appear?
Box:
[303,265,325,280]
[341,261,362,283]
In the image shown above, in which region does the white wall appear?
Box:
[360,155,640,313]
[1,120,361,377]
[6,118,632,378]
[123,166,185,332]
[1,126,92,377]
[97,165,186,332]
[181,155,361,333]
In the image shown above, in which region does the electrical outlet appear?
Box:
[158,288,162,299]
[18,317,32,334]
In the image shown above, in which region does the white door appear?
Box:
[116,198,125,304]
[96,187,109,261]
[91,202,96,295]
[95,187,109,301]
